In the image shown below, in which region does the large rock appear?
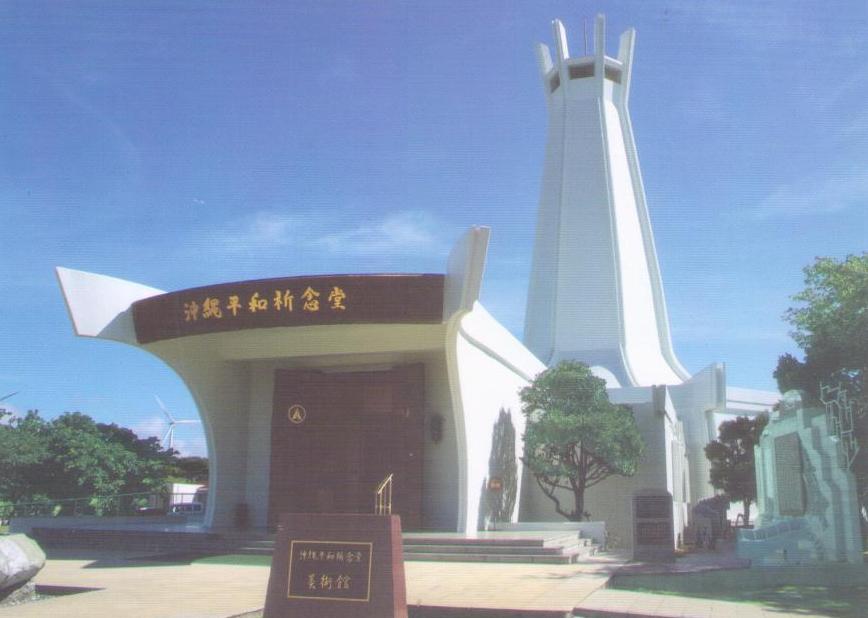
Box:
[0,534,45,596]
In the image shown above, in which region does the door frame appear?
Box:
[267,364,425,529]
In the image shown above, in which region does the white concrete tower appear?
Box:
[524,16,690,388]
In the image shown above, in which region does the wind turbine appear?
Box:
[155,395,200,451]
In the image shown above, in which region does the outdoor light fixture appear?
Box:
[428,413,444,444]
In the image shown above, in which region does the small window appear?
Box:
[549,73,560,93]
[605,66,623,84]
[568,63,594,80]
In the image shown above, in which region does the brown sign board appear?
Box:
[132,273,445,344]
[635,521,671,545]
[634,495,670,520]
[487,477,503,492]
[264,513,407,618]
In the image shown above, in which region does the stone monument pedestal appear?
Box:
[632,489,675,562]
[264,513,407,618]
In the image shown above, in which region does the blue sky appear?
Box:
[1,1,866,456]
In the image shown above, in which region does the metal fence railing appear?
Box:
[0,491,206,523]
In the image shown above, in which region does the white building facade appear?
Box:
[521,16,778,548]
[56,16,779,551]
[58,228,543,532]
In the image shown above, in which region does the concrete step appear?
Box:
[231,540,274,549]
[226,542,597,564]
[403,543,570,555]
[403,552,578,564]
[410,607,572,618]
[31,526,601,565]
[399,533,600,564]
[231,546,274,556]
[404,533,580,548]
[234,535,601,564]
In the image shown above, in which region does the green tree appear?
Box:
[0,410,179,513]
[519,361,644,521]
[170,456,209,484]
[0,410,48,503]
[704,414,769,525]
[478,409,517,529]
[774,253,868,405]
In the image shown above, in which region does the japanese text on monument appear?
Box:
[287,540,372,602]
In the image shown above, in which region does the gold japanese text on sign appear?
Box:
[287,540,373,603]
[182,285,347,323]
[132,274,446,344]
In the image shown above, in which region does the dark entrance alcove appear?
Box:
[268,364,425,530]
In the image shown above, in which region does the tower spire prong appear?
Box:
[594,14,606,56]
[593,14,606,79]
[617,28,636,103]
[535,42,554,81]
[552,19,570,65]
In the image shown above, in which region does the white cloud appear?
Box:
[0,403,21,425]
[672,324,791,345]
[166,436,208,458]
[819,60,868,108]
[207,209,450,257]
[131,415,166,440]
[212,211,300,250]
[838,107,868,138]
[755,168,868,219]
[314,211,446,256]
[663,2,829,49]
[52,77,142,184]
[130,414,207,457]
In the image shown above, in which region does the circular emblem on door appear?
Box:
[287,404,307,425]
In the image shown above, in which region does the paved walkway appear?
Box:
[574,588,809,618]
[406,556,623,614]
[0,549,624,617]
[0,550,269,618]
[0,547,838,618]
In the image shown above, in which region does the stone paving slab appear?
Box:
[574,588,810,618]
[405,556,622,613]
[0,551,270,618]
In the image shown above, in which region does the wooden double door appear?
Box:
[268,364,424,530]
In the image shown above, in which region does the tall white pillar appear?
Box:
[524,16,689,388]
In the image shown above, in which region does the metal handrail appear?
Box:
[0,491,205,521]
[374,473,393,515]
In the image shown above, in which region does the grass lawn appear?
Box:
[127,552,273,567]
[616,582,867,617]
[192,553,271,567]
[610,566,868,618]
